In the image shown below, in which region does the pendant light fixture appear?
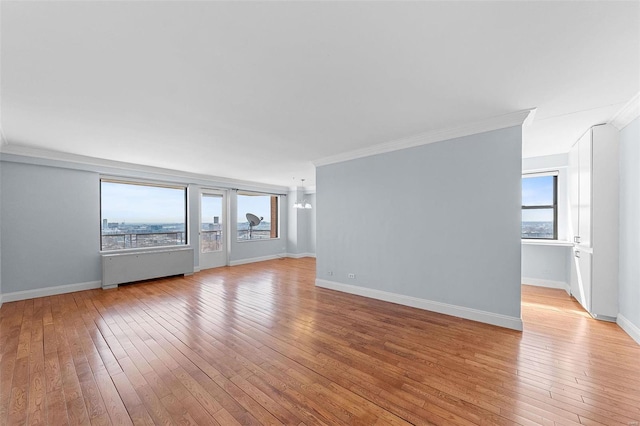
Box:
[293,179,312,209]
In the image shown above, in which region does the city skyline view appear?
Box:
[102,181,275,224]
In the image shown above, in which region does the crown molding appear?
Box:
[0,127,7,147]
[609,93,640,130]
[313,108,535,167]
[0,144,289,193]
[288,185,316,193]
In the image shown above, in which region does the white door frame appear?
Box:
[199,189,228,270]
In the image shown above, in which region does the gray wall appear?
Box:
[316,126,522,319]
[0,159,3,300]
[1,162,101,292]
[619,116,640,332]
[307,193,316,254]
[521,244,570,288]
[0,157,291,295]
[286,189,316,256]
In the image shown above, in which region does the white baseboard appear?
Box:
[1,280,102,303]
[286,252,316,259]
[229,254,284,266]
[617,314,640,346]
[522,277,570,293]
[230,253,316,266]
[0,293,3,309]
[316,279,523,331]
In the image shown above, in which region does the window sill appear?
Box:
[521,239,573,247]
[100,245,192,255]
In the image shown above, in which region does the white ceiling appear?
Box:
[1,1,638,187]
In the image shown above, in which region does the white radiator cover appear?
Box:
[101,247,194,288]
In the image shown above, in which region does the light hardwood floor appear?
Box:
[1,258,639,425]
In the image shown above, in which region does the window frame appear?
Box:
[236,191,280,242]
[99,177,189,252]
[522,171,558,240]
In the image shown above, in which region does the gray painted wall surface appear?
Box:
[0,159,293,294]
[0,159,3,298]
[521,245,570,285]
[619,117,640,329]
[316,126,522,318]
[1,162,101,292]
[286,190,315,255]
[188,186,202,268]
[307,193,316,254]
[286,189,299,254]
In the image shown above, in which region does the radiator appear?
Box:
[101,247,194,288]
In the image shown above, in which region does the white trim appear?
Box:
[609,93,640,130]
[229,253,316,266]
[313,109,535,167]
[0,127,7,146]
[1,281,102,303]
[617,314,640,346]
[521,239,573,247]
[0,145,289,194]
[522,170,559,178]
[315,279,523,331]
[0,293,3,309]
[522,278,570,293]
[522,108,537,127]
[288,186,317,194]
[229,254,285,266]
[286,253,316,259]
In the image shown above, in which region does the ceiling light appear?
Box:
[293,179,312,209]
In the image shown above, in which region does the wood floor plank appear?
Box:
[1,259,639,425]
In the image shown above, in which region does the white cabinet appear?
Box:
[570,248,591,310]
[577,133,592,247]
[568,124,619,320]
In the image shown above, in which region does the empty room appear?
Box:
[1,1,639,425]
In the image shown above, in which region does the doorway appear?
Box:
[199,190,227,270]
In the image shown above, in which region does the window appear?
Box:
[237,192,279,240]
[100,179,187,251]
[522,172,558,239]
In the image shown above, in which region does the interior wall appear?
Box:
[307,193,316,254]
[1,162,101,293]
[0,158,3,305]
[618,116,640,341]
[0,156,291,296]
[286,189,316,256]
[521,245,570,290]
[286,188,299,254]
[189,185,201,268]
[316,126,523,329]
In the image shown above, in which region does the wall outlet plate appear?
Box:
[348,273,355,279]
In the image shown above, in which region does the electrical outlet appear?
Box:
[328,271,334,276]
[348,273,355,279]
